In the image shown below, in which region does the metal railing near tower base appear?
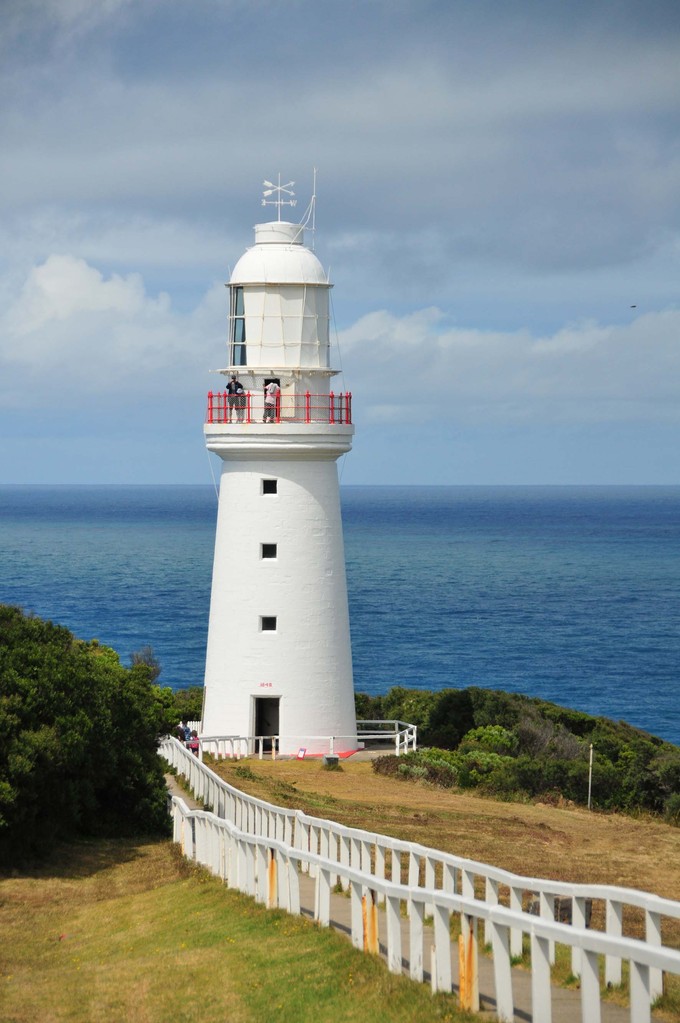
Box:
[357,720,417,753]
[195,721,417,761]
[161,736,680,1021]
[205,390,352,426]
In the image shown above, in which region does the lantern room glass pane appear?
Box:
[230,286,246,365]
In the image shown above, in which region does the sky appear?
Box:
[1,0,679,485]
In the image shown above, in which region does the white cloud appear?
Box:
[7,255,159,335]
[3,249,678,433]
[338,306,680,425]
[0,255,225,403]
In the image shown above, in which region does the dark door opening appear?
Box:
[254,697,280,751]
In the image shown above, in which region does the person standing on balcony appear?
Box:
[226,374,243,423]
[263,380,280,422]
[235,380,246,422]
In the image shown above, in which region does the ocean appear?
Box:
[1,485,678,746]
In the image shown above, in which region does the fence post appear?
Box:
[490,919,514,1022]
[287,854,301,916]
[485,877,499,947]
[255,844,268,903]
[340,833,351,891]
[530,930,552,1023]
[571,896,587,978]
[386,894,402,974]
[375,842,386,905]
[630,960,652,1023]
[266,849,277,908]
[350,880,363,949]
[362,890,379,953]
[433,903,452,994]
[580,949,602,1023]
[539,890,556,965]
[409,897,425,981]
[392,848,402,889]
[605,898,623,987]
[646,907,663,1003]
[510,884,524,957]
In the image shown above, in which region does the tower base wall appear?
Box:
[202,432,358,755]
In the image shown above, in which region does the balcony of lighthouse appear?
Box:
[206,389,352,426]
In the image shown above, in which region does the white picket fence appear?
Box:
[160,736,680,1022]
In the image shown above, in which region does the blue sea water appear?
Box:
[1,485,678,746]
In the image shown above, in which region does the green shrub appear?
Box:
[459,725,518,756]
[373,751,459,788]
[415,747,461,769]
[422,689,476,748]
[0,605,173,866]
[397,763,428,781]
[354,692,383,719]
[663,792,680,824]
[363,684,680,817]
[169,685,204,722]
[372,754,402,778]
[469,688,524,729]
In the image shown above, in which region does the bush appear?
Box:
[397,763,428,781]
[459,725,518,756]
[363,684,680,817]
[0,605,174,866]
[663,792,680,824]
[372,754,402,778]
[422,689,476,748]
[170,686,204,723]
[354,692,383,719]
[374,752,460,789]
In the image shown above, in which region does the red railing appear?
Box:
[206,391,352,426]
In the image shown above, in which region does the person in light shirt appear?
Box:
[263,380,280,422]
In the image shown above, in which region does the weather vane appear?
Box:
[262,174,297,221]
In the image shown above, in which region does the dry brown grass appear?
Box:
[210,757,680,1017]
[214,757,680,902]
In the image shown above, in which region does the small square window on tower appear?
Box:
[262,479,277,495]
[260,616,277,632]
[261,543,277,559]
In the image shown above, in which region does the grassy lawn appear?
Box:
[0,838,470,1023]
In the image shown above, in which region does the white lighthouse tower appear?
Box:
[201,180,358,756]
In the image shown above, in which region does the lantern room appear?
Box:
[226,221,333,387]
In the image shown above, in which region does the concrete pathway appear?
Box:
[165,775,640,1022]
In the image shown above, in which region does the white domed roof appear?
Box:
[230,221,329,286]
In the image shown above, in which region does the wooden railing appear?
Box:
[160,737,680,1021]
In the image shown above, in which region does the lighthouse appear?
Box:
[201,180,358,756]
